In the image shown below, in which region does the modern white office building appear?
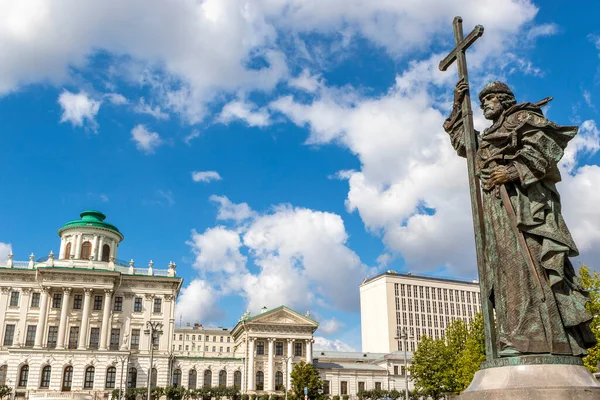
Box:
[360,271,481,353]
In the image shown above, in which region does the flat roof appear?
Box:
[360,270,479,287]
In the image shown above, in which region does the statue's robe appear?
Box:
[444,100,596,356]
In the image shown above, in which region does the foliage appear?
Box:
[455,313,486,391]
[0,386,12,400]
[165,386,187,400]
[408,335,450,400]
[258,395,269,400]
[331,395,340,400]
[580,265,600,372]
[341,396,349,400]
[251,394,258,400]
[241,395,249,400]
[290,361,325,400]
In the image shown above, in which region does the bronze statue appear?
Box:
[443,80,596,357]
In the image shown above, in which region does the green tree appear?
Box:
[455,313,485,391]
[580,265,600,372]
[290,361,324,400]
[0,386,12,400]
[408,335,449,400]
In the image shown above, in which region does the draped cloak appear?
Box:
[443,100,596,356]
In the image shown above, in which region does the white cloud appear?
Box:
[134,97,169,120]
[184,130,201,145]
[313,336,356,352]
[210,195,256,222]
[318,318,343,335]
[187,226,247,275]
[0,243,12,261]
[218,100,271,127]
[289,68,322,93]
[526,23,559,41]
[131,124,162,154]
[104,93,127,105]
[100,194,109,202]
[191,171,222,183]
[175,279,223,324]
[58,90,101,130]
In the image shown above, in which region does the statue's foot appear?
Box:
[499,347,523,357]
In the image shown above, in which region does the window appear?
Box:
[128,367,137,388]
[192,335,196,341]
[3,325,15,346]
[64,242,72,259]
[40,365,51,388]
[153,298,162,313]
[52,293,62,309]
[173,369,182,387]
[220,336,223,342]
[323,380,330,395]
[203,369,212,388]
[219,346,222,352]
[68,327,79,349]
[233,371,241,389]
[188,370,197,389]
[81,241,92,260]
[212,346,216,352]
[218,370,227,387]
[255,371,264,391]
[9,291,19,307]
[294,342,302,356]
[101,244,110,262]
[227,337,230,342]
[340,381,348,395]
[114,297,123,312]
[358,382,365,392]
[205,335,209,341]
[89,327,100,349]
[213,336,217,342]
[25,325,36,347]
[151,368,157,388]
[275,341,283,356]
[62,366,73,392]
[84,367,95,389]
[18,365,29,387]
[227,347,230,352]
[31,292,40,308]
[0,365,6,386]
[47,326,59,348]
[275,371,283,390]
[375,382,382,390]
[73,294,83,310]
[394,366,398,375]
[134,297,143,312]
[256,341,265,355]
[110,328,120,350]
[205,346,208,351]
[131,329,140,350]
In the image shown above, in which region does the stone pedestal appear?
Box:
[460,356,600,400]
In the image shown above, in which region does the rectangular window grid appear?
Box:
[69,326,79,349]
[114,297,123,312]
[47,326,58,348]
[30,292,40,308]
[89,327,100,349]
[93,296,103,311]
[110,328,120,350]
[52,293,62,309]
[134,297,143,312]
[130,329,140,350]
[73,294,82,310]
[3,324,15,346]
[153,298,162,313]
[9,291,19,307]
[25,325,36,347]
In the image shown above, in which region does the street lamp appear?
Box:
[144,321,163,400]
[394,327,413,400]
[283,355,293,400]
[117,354,129,400]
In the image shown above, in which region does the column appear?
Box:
[267,338,275,391]
[55,288,72,349]
[166,294,175,352]
[111,240,118,260]
[17,288,32,346]
[74,234,82,259]
[247,338,255,391]
[99,289,113,350]
[286,339,294,390]
[33,288,50,349]
[92,235,99,260]
[0,287,11,314]
[305,339,313,364]
[98,236,104,261]
[59,237,66,260]
[78,289,93,349]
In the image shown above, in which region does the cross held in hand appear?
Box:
[439,17,484,76]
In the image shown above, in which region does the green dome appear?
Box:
[58,210,124,239]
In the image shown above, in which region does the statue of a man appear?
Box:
[444,81,596,357]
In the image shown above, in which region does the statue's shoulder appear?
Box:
[505,104,549,129]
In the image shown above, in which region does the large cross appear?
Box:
[439,17,497,360]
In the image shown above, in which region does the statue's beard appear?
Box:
[484,106,503,120]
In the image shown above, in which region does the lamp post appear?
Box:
[117,354,129,400]
[283,355,293,400]
[144,321,163,400]
[394,327,413,400]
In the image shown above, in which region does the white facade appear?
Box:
[360,271,481,353]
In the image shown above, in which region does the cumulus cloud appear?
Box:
[210,195,256,222]
[131,124,162,154]
[313,336,356,352]
[318,318,343,335]
[0,243,12,261]
[289,69,322,93]
[134,97,169,120]
[191,171,222,183]
[58,90,101,130]
[184,130,201,145]
[176,279,223,324]
[104,93,128,105]
[218,100,271,127]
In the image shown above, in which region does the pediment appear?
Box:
[249,306,318,327]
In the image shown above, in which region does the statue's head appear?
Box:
[479,81,517,120]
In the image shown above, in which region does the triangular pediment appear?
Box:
[248,306,318,327]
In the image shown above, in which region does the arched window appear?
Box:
[127,367,137,388]
[101,244,110,262]
[0,365,7,386]
[188,369,197,390]
[218,370,227,387]
[105,367,117,389]
[233,371,241,389]
[275,371,284,391]
[62,366,73,392]
[40,365,51,388]
[18,365,29,388]
[80,241,92,260]
[84,366,95,389]
[203,369,212,388]
[256,371,264,391]
[151,368,157,388]
[64,243,72,259]
[172,369,182,387]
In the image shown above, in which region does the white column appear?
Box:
[267,338,275,391]
[92,235,99,260]
[287,339,294,390]
[59,237,66,260]
[17,288,32,346]
[99,289,113,350]
[74,234,82,259]
[0,287,10,314]
[98,236,104,261]
[56,288,72,349]
[78,289,93,349]
[306,339,313,364]
[247,338,255,391]
[111,240,117,260]
[34,288,50,349]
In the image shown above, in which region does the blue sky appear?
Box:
[1,0,599,351]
